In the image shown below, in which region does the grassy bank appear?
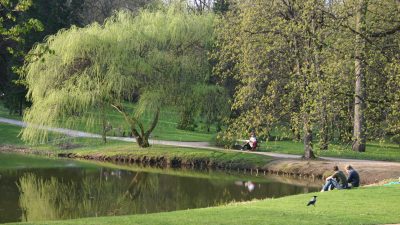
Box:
[10,185,400,225]
[62,142,273,170]
[0,123,273,169]
[259,140,400,162]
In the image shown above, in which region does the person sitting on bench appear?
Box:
[241,131,257,151]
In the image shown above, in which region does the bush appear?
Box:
[391,134,400,147]
[215,131,236,148]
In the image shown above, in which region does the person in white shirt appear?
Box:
[241,131,257,151]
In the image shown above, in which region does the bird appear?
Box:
[307,196,317,206]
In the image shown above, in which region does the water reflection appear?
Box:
[17,170,160,221]
[234,181,255,192]
[0,155,320,223]
[13,169,319,222]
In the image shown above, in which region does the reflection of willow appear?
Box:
[18,172,159,222]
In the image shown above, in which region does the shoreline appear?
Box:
[2,144,400,185]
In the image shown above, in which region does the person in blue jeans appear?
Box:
[345,165,360,188]
[321,165,348,192]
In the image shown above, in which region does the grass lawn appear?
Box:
[1,121,400,162]
[0,123,273,169]
[0,152,99,170]
[10,185,400,225]
[66,142,273,169]
[0,123,25,146]
[0,101,217,142]
[0,104,21,120]
[259,140,400,162]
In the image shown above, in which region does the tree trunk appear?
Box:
[136,135,150,148]
[111,103,160,148]
[319,106,329,150]
[100,103,108,143]
[308,0,329,150]
[101,104,107,143]
[303,113,316,159]
[19,96,23,116]
[293,34,315,159]
[352,0,368,152]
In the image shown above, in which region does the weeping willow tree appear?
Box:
[22,3,215,147]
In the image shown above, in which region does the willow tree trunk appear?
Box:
[135,136,150,148]
[112,104,160,148]
[132,109,160,148]
[352,0,368,152]
[101,104,107,143]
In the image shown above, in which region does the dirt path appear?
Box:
[2,117,400,184]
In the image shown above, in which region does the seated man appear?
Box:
[241,131,257,151]
[321,165,348,192]
[345,165,360,188]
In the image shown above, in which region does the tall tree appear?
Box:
[0,0,43,114]
[22,4,215,147]
[352,0,368,152]
[213,0,329,158]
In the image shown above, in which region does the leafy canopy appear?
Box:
[22,4,215,144]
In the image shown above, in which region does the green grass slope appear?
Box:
[260,140,400,162]
[12,186,400,225]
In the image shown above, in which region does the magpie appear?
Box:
[307,196,317,206]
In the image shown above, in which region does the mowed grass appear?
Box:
[0,101,216,142]
[259,140,400,162]
[67,142,273,169]
[0,123,273,169]
[11,185,400,225]
[0,152,98,170]
[1,122,400,162]
[0,123,24,145]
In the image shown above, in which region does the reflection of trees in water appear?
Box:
[17,171,159,222]
[16,170,318,222]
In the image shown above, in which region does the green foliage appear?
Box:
[0,0,43,116]
[213,0,229,14]
[213,0,400,154]
[0,0,43,47]
[214,130,236,148]
[178,85,229,132]
[22,4,216,146]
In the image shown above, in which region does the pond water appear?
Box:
[0,153,321,223]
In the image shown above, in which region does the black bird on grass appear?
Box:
[307,196,317,206]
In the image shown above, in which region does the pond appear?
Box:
[0,153,321,223]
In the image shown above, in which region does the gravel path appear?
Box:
[1,117,399,165]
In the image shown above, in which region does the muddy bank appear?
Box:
[265,159,400,185]
[0,145,54,156]
[57,152,265,172]
[2,145,399,185]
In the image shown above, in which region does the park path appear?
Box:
[1,117,400,166]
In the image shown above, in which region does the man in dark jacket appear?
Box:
[345,165,360,188]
